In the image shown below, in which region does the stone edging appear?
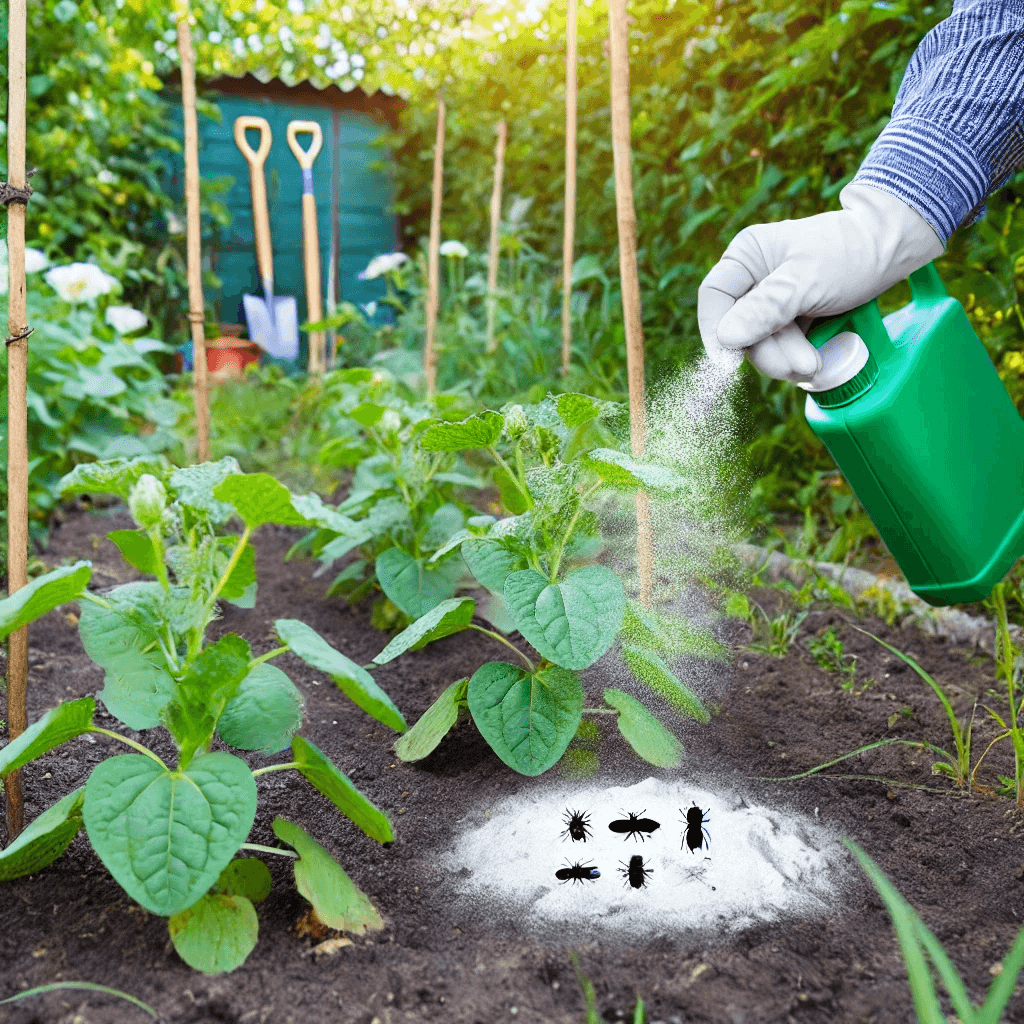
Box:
[732,543,1021,657]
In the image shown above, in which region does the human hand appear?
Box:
[697,183,944,383]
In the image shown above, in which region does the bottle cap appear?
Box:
[798,331,878,407]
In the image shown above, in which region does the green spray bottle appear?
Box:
[803,262,1024,606]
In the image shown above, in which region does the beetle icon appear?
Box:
[561,808,592,843]
[608,809,660,842]
[681,803,711,855]
[555,860,600,885]
[619,854,653,889]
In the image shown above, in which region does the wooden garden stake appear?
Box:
[561,0,578,375]
[4,0,29,840]
[424,95,446,397]
[485,118,507,354]
[608,0,653,608]
[177,13,210,462]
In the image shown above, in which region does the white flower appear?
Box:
[44,262,118,304]
[358,251,409,280]
[507,196,534,224]
[361,301,378,318]
[165,210,185,235]
[25,248,49,273]
[105,305,148,334]
[439,240,469,258]
[97,169,117,185]
[379,409,402,434]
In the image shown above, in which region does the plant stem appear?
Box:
[240,842,297,859]
[90,729,167,767]
[468,624,535,673]
[251,761,300,778]
[249,646,288,669]
[193,525,252,658]
[582,707,618,715]
[487,445,533,509]
[549,479,603,581]
[77,591,112,611]
[147,526,171,593]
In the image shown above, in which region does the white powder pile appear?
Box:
[438,776,850,945]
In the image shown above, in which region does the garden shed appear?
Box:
[165,73,403,339]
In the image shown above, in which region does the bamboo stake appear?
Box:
[608,0,653,608]
[177,13,210,462]
[4,0,29,840]
[485,118,507,354]
[561,0,578,375]
[424,95,445,397]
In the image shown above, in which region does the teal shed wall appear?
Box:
[168,89,398,337]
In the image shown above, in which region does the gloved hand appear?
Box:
[697,183,945,383]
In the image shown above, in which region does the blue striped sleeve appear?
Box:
[851,0,1024,244]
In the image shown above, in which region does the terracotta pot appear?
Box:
[205,337,261,378]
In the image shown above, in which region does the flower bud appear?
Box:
[379,409,402,434]
[129,474,167,530]
[503,404,529,441]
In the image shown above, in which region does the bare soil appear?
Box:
[0,502,1022,1024]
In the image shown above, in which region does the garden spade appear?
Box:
[233,115,299,359]
[286,119,325,374]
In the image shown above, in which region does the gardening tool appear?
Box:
[802,262,1024,606]
[286,119,326,374]
[233,115,299,359]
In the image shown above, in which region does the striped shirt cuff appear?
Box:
[851,117,992,245]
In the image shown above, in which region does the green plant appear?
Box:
[385,397,723,777]
[846,839,1024,1024]
[0,982,157,1019]
[0,456,406,973]
[806,625,857,688]
[983,581,1024,809]
[569,952,646,1024]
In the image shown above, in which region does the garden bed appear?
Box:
[0,501,1021,1024]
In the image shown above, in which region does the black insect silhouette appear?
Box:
[681,803,711,854]
[561,808,592,843]
[619,854,653,889]
[608,809,661,842]
[555,861,600,885]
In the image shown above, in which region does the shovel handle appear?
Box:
[287,121,325,372]
[233,116,275,287]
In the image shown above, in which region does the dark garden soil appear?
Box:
[0,501,1022,1024]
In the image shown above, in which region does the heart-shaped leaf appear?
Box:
[217,663,304,755]
[467,661,583,776]
[375,547,460,619]
[462,539,527,596]
[503,565,625,670]
[84,751,257,917]
[372,598,475,665]
[59,456,169,500]
[556,393,600,428]
[0,787,85,880]
[419,411,503,452]
[276,619,406,733]
[96,649,176,731]
[169,458,242,523]
[272,818,384,934]
[621,646,711,723]
[213,474,312,529]
[215,858,272,902]
[0,698,95,778]
[169,893,258,974]
[292,737,393,842]
[603,688,684,767]
[393,678,468,762]
[0,562,91,641]
[107,530,160,575]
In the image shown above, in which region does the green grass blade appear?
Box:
[978,925,1024,1023]
[569,952,600,1024]
[843,839,947,1024]
[632,994,646,1024]
[852,626,965,758]
[755,737,933,781]
[911,917,978,1024]
[0,981,158,1018]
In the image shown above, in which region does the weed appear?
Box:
[570,952,646,1024]
[984,581,1024,809]
[0,981,158,1019]
[806,625,858,688]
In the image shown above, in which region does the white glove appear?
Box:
[697,183,945,383]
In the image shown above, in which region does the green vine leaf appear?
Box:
[0,562,91,641]
[0,699,96,779]
[372,598,475,665]
[603,688,684,768]
[213,473,312,529]
[168,893,258,974]
[622,646,711,723]
[393,678,468,762]
[419,411,504,452]
[217,663,304,755]
[375,547,461,619]
[0,787,85,880]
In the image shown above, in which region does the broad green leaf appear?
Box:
[393,679,468,762]
[0,787,85,880]
[419,411,504,452]
[217,663,304,754]
[168,893,258,974]
[276,619,406,733]
[290,492,363,535]
[96,649,176,731]
[162,634,252,766]
[169,458,242,523]
[467,661,584,776]
[218,543,256,604]
[504,566,625,670]
[462,539,526,595]
[78,580,164,669]
[622,646,711,723]
[318,530,373,565]
[424,503,466,550]
[106,530,160,575]
[213,474,312,529]
[292,737,393,842]
[603,688,684,768]
[583,448,688,494]
[84,751,257,917]
[372,598,475,665]
[349,402,386,427]
[59,456,169,500]
[479,592,517,634]
[429,528,472,562]
[556,393,599,428]
[272,818,384,934]
[0,562,91,640]
[495,467,531,514]
[375,547,460,619]
[215,858,272,902]
[0,698,95,778]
